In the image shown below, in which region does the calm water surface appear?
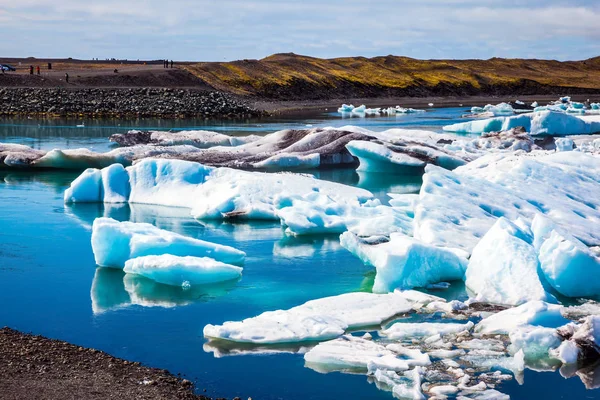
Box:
[0,109,596,399]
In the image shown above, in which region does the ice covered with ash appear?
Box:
[91,217,245,268]
[110,129,260,148]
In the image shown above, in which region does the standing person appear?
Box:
[29,65,33,75]
[170,60,173,68]
[65,73,69,83]
[36,66,40,75]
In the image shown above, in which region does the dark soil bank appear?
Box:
[0,88,264,119]
[0,327,217,400]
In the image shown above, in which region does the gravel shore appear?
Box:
[0,88,264,119]
[0,327,218,400]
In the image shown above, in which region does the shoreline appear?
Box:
[0,327,221,400]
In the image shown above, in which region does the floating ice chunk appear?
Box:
[252,153,320,169]
[443,111,600,136]
[430,385,458,396]
[534,216,600,298]
[531,101,539,108]
[123,255,242,286]
[551,340,579,364]
[461,349,525,380]
[110,129,260,148]
[393,367,426,400]
[91,217,245,268]
[382,321,474,340]
[203,292,415,344]
[444,128,534,154]
[475,301,568,335]
[465,218,551,306]
[340,232,468,292]
[277,192,412,237]
[64,168,103,202]
[100,163,130,203]
[338,104,355,113]
[555,138,574,152]
[304,335,410,373]
[508,326,562,360]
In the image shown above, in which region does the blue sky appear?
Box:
[0,0,599,61]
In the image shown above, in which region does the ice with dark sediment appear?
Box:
[109,129,261,148]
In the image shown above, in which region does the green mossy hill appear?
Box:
[184,53,600,100]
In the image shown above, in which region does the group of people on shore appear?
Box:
[163,60,174,68]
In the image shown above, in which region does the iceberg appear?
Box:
[534,216,600,298]
[109,129,260,148]
[203,292,417,344]
[508,326,562,361]
[415,152,600,252]
[304,335,412,373]
[276,192,413,237]
[475,301,569,335]
[91,217,245,268]
[340,232,468,292]
[381,321,474,340]
[465,218,552,306]
[66,158,373,221]
[123,255,242,286]
[443,111,600,136]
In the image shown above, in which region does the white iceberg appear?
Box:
[534,216,600,298]
[123,255,242,286]
[340,232,467,292]
[203,292,416,344]
[475,301,569,335]
[465,218,552,306]
[443,111,600,136]
[91,217,245,268]
[508,326,562,361]
[381,321,474,340]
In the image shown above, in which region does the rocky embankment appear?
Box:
[0,327,218,400]
[0,88,265,119]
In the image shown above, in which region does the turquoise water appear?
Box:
[0,109,597,399]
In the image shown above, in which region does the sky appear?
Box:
[0,0,599,62]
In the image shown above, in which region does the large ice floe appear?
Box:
[203,291,426,344]
[91,217,245,267]
[109,129,260,148]
[444,110,600,136]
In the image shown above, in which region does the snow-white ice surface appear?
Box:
[508,326,562,360]
[475,301,569,335]
[276,193,413,236]
[203,292,417,344]
[340,232,467,292]
[66,159,373,221]
[382,321,474,340]
[415,152,600,252]
[304,335,414,373]
[465,218,552,306]
[91,217,245,268]
[443,111,600,136]
[123,255,242,286]
[533,215,600,298]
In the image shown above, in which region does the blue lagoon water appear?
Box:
[0,109,597,399]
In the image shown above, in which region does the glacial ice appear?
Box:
[508,326,562,361]
[415,152,600,252]
[304,335,413,373]
[203,292,418,344]
[340,232,468,292]
[443,111,600,136]
[66,158,373,221]
[123,255,243,286]
[534,216,600,298]
[382,321,474,340]
[465,218,552,306]
[475,301,568,335]
[91,217,245,268]
[110,129,260,148]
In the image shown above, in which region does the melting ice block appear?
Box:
[66,159,374,221]
[340,232,467,292]
[381,321,474,340]
[443,110,600,136]
[304,335,412,373]
[508,326,562,361]
[123,255,242,286]
[203,292,417,344]
[465,218,552,306]
[533,215,600,298]
[91,217,245,268]
[475,301,568,335]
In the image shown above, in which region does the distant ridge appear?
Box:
[184,53,600,100]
